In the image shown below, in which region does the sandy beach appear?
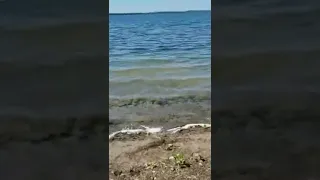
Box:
[109,125,211,180]
[108,96,211,179]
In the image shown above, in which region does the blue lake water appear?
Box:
[109,11,211,99]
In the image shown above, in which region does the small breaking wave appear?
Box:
[109,123,211,140]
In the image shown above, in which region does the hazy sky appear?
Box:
[109,0,211,13]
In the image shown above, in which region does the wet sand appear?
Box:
[109,95,211,133]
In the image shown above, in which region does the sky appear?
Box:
[109,0,211,13]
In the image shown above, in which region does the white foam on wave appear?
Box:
[109,123,211,140]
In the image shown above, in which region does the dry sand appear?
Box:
[109,126,211,180]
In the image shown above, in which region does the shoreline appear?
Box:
[109,95,211,133]
[109,123,211,141]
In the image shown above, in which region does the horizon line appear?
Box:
[109,9,210,15]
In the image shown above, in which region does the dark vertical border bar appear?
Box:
[211,0,320,179]
[210,0,215,179]
[106,0,110,179]
[0,0,109,179]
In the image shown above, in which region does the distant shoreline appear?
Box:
[109,10,210,16]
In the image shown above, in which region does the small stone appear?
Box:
[193,153,205,162]
[112,170,122,176]
[166,144,174,151]
[180,163,191,168]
